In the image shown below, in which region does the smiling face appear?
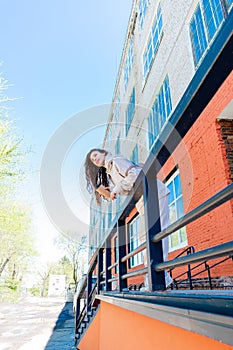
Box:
[90,150,106,167]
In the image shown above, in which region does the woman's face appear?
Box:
[90,150,106,167]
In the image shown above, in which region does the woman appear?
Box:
[85,148,172,287]
[85,148,143,202]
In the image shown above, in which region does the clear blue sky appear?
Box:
[0,0,133,259]
[1,0,132,149]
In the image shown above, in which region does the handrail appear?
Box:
[74,20,233,342]
[155,241,233,271]
[108,262,118,271]
[153,183,233,243]
[121,242,146,263]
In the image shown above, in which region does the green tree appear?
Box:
[54,235,88,285]
[0,71,36,299]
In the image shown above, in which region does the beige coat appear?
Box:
[104,152,169,200]
[105,153,171,276]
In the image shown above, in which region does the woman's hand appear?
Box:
[110,191,117,200]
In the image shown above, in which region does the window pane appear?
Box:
[203,0,224,40]
[176,197,184,218]
[143,6,163,79]
[190,5,208,65]
[225,0,233,10]
[180,227,187,243]
[174,174,182,197]
[169,203,177,223]
[168,182,174,203]
[170,231,179,248]
[166,170,187,250]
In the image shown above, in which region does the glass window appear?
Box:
[143,6,163,79]
[138,0,149,29]
[166,170,187,251]
[202,0,224,40]
[115,133,121,154]
[114,236,119,273]
[113,91,121,124]
[148,75,172,148]
[126,88,136,135]
[124,40,134,90]
[130,144,138,164]
[129,216,143,268]
[190,0,226,66]
[225,0,233,10]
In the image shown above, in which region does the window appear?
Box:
[128,216,143,267]
[106,124,112,146]
[124,40,134,89]
[114,236,119,273]
[225,0,233,10]
[166,170,187,251]
[126,88,136,135]
[143,5,163,79]
[113,91,121,124]
[115,133,121,154]
[130,144,138,164]
[148,75,172,149]
[138,0,149,29]
[190,0,226,66]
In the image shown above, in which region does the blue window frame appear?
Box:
[124,40,134,90]
[190,0,225,66]
[130,144,138,164]
[225,0,233,10]
[126,88,136,135]
[148,76,172,149]
[138,0,149,29]
[143,6,163,79]
[113,91,121,124]
[166,170,187,251]
[115,133,121,154]
[129,216,143,268]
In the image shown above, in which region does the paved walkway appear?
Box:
[45,301,76,350]
[0,296,76,350]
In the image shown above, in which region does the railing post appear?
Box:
[87,271,93,311]
[143,166,165,291]
[187,247,193,290]
[74,297,81,335]
[97,248,103,294]
[105,238,112,291]
[117,219,127,292]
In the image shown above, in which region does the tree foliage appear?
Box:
[0,72,36,299]
[54,234,88,285]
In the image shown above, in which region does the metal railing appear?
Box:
[74,17,233,341]
[74,183,233,342]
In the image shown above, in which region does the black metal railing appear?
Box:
[74,17,233,342]
[74,183,233,342]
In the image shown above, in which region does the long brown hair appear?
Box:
[85,148,109,204]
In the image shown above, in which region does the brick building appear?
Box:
[76,1,233,348]
[88,0,233,288]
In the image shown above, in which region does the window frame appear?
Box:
[128,215,143,268]
[143,5,163,80]
[189,0,226,67]
[138,0,150,29]
[124,39,134,90]
[126,87,136,136]
[166,169,187,252]
[148,75,172,149]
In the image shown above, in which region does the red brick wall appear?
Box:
[160,71,233,277]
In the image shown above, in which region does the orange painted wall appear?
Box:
[79,301,233,350]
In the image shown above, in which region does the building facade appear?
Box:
[77,1,233,348]
[88,0,233,287]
